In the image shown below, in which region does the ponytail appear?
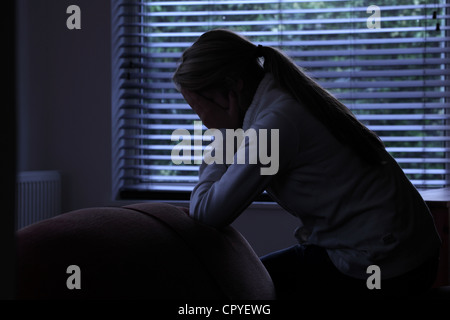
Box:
[258,45,386,164]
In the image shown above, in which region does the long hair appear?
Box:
[173,29,386,165]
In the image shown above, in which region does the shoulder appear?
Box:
[243,73,302,129]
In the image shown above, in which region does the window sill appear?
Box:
[419,188,450,203]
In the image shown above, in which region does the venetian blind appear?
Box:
[112,0,450,198]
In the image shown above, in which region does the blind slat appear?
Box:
[120,37,450,48]
[121,91,450,101]
[120,102,450,111]
[120,58,449,69]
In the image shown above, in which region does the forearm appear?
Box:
[189,161,270,228]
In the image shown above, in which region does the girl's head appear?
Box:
[173,29,270,129]
[173,29,386,164]
[173,29,264,95]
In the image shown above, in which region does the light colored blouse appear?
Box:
[189,73,441,280]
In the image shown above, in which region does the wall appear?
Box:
[17,0,112,213]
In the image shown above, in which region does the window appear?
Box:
[111,0,450,200]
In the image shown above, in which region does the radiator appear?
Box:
[16,171,61,230]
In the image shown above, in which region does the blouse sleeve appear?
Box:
[189,106,299,228]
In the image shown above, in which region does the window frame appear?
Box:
[111,0,450,201]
